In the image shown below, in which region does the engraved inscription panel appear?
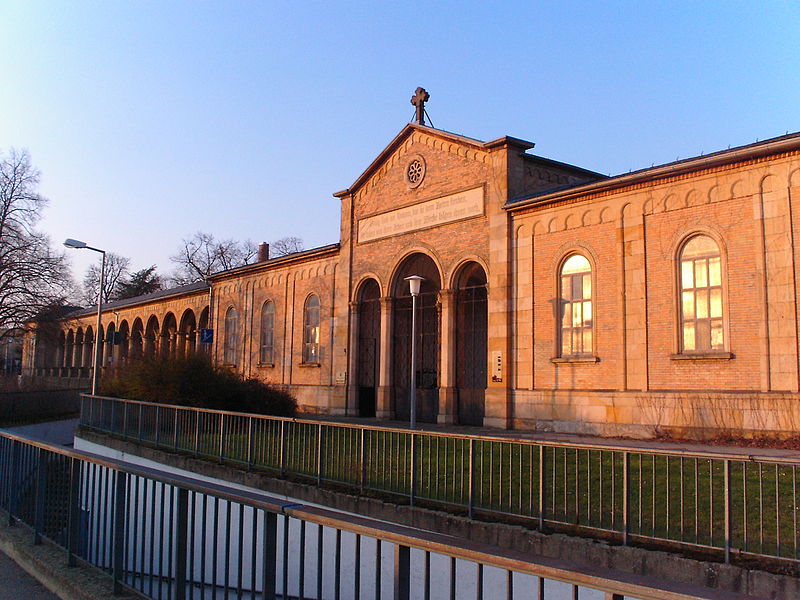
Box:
[358,186,484,243]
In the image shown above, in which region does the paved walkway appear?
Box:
[0,551,59,600]
[305,413,800,462]
[2,418,78,446]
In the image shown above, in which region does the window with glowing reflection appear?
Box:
[303,295,320,363]
[679,235,724,352]
[224,307,238,365]
[559,254,593,356]
[260,301,275,364]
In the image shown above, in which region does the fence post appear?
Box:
[247,417,254,471]
[123,401,128,438]
[88,396,94,427]
[173,408,179,452]
[8,440,21,526]
[175,487,189,600]
[724,459,732,563]
[194,411,201,458]
[33,448,48,544]
[138,404,143,443]
[110,399,116,434]
[262,511,277,600]
[538,445,545,531]
[393,543,410,600]
[359,428,367,494]
[279,421,286,476]
[155,405,161,447]
[410,433,416,506]
[317,424,324,484]
[112,470,127,595]
[218,414,225,464]
[468,438,475,519]
[623,452,630,546]
[67,457,82,567]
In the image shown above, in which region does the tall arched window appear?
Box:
[680,235,724,352]
[224,306,238,365]
[260,301,275,364]
[560,254,593,356]
[303,295,320,363]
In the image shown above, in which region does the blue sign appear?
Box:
[200,328,214,344]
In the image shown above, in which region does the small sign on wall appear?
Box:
[200,328,214,344]
[335,371,346,385]
[491,351,502,382]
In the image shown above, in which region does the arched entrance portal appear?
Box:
[455,262,488,425]
[356,279,380,417]
[392,254,440,423]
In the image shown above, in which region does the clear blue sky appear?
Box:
[1,1,798,284]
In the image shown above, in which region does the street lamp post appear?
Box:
[404,275,424,430]
[64,239,106,395]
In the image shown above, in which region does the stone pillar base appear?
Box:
[437,387,457,424]
[483,387,511,429]
[376,386,394,419]
[346,384,360,416]
[329,385,347,416]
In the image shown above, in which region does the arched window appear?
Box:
[559,254,593,356]
[303,295,320,363]
[679,235,724,352]
[224,306,238,365]
[260,301,275,364]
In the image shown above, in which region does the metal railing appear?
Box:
[80,395,800,566]
[0,429,745,600]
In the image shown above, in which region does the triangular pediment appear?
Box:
[334,123,534,198]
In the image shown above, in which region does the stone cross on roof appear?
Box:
[410,87,430,126]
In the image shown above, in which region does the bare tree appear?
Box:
[170,231,257,285]
[270,236,304,257]
[81,252,131,306]
[0,149,72,331]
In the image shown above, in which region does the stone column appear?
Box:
[112,336,121,364]
[103,333,113,367]
[160,333,170,358]
[346,301,360,416]
[176,332,188,358]
[83,339,93,369]
[143,334,153,358]
[376,296,394,419]
[438,289,457,424]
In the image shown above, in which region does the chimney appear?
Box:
[258,242,270,262]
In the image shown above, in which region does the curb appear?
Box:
[0,513,142,600]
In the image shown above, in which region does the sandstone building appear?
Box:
[23,104,800,439]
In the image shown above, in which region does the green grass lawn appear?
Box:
[90,400,800,562]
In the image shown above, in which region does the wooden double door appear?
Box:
[355,257,487,425]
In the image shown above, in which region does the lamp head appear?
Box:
[404,275,424,297]
[63,238,87,249]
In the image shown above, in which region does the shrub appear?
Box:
[100,355,296,417]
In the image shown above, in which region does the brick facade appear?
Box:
[27,123,800,439]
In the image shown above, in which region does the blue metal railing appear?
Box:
[0,428,742,600]
[80,395,800,566]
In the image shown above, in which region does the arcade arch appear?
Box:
[355,278,381,417]
[144,316,159,357]
[161,312,178,358]
[391,253,441,423]
[454,261,488,425]
[179,309,198,357]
